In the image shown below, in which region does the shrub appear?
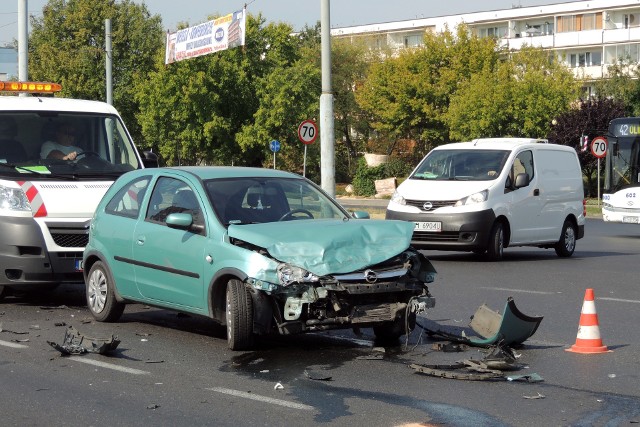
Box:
[352,157,386,196]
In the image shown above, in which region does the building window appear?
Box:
[403,34,423,48]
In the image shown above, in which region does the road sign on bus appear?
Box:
[591,136,607,158]
[298,120,318,145]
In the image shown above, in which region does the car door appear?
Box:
[132,175,207,310]
[504,150,544,244]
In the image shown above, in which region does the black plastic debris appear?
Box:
[47,326,120,356]
[304,370,332,381]
[431,342,469,353]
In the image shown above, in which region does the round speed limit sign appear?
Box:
[590,136,607,158]
[298,120,318,145]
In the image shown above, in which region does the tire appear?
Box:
[86,261,125,322]
[226,279,254,350]
[373,311,413,343]
[0,285,8,301]
[555,220,577,257]
[486,221,505,261]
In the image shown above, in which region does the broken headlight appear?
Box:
[277,264,319,286]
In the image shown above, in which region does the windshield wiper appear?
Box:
[0,163,80,180]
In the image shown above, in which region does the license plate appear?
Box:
[414,221,441,232]
[623,216,639,224]
[75,259,83,272]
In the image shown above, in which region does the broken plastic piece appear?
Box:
[468,297,543,346]
[47,326,120,356]
[507,373,544,383]
[522,392,546,399]
[274,382,284,390]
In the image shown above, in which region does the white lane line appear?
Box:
[0,339,29,349]
[598,297,640,304]
[207,387,314,411]
[480,287,558,295]
[68,356,149,375]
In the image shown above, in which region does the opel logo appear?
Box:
[364,269,378,283]
[422,201,433,211]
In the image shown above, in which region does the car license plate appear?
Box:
[415,221,441,232]
[75,259,83,272]
[623,216,639,224]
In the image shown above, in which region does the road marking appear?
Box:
[0,339,29,349]
[207,387,314,411]
[68,356,150,375]
[598,297,640,304]
[480,287,558,295]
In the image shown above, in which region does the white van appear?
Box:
[0,82,157,299]
[385,138,585,260]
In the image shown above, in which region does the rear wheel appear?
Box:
[486,221,505,261]
[86,261,125,322]
[226,279,254,350]
[555,220,577,257]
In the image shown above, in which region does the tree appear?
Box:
[356,24,499,158]
[28,0,164,143]
[447,46,581,140]
[547,97,627,197]
[594,58,640,116]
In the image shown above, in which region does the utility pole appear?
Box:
[320,0,335,197]
[105,19,112,105]
[18,0,28,82]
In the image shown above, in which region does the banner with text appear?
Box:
[165,9,245,64]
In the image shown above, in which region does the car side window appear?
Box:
[146,177,205,235]
[506,150,534,189]
[104,177,150,218]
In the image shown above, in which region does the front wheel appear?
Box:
[486,221,505,261]
[226,279,254,350]
[555,220,577,257]
[86,261,125,322]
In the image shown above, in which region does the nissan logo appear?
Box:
[422,201,433,211]
[364,269,378,283]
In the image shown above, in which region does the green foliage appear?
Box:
[447,46,581,140]
[352,157,386,196]
[28,0,164,143]
[384,157,413,178]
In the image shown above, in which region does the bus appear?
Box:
[602,117,640,224]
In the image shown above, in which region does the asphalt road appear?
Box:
[1,217,639,426]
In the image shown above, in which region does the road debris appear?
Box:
[523,392,546,399]
[47,325,120,356]
[274,382,284,390]
[304,370,332,381]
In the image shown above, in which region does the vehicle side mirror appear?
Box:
[351,210,370,219]
[166,213,193,229]
[141,150,159,168]
[514,172,529,188]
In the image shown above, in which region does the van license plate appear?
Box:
[623,216,639,223]
[415,221,441,232]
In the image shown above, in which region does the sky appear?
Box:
[0,0,572,45]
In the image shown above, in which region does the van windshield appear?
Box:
[411,149,510,181]
[0,112,140,179]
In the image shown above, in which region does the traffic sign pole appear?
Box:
[590,136,608,208]
[298,120,318,178]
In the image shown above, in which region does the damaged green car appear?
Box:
[83,167,436,350]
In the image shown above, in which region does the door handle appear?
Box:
[533,189,540,196]
[136,235,145,246]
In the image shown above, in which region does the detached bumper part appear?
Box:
[47,326,120,355]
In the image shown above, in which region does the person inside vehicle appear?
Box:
[40,122,83,161]
[0,116,27,164]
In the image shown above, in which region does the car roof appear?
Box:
[0,95,120,115]
[130,166,303,181]
[434,138,571,152]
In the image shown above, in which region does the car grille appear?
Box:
[413,230,460,242]
[405,199,456,211]
[52,233,89,248]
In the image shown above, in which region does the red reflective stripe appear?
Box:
[24,185,38,201]
[578,313,599,327]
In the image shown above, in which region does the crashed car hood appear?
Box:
[228,219,414,276]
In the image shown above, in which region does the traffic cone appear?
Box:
[566,288,611,354]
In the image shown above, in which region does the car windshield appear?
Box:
[411,149,510,181]
[0,112,140,178]
[205,177,349,225]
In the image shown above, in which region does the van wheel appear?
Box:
[226,279,254,350]
[486,222,505,261]
[86,261,125,322]
[555,220,577,257]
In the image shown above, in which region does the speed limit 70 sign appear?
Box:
[590,136,607,158]
[298,120,318,145]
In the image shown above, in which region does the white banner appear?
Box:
[165,9,246,64]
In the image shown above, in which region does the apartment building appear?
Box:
[331,0,640,85]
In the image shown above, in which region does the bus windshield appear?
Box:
[605,118,640,193]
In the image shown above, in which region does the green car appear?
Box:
[83,167,437,350]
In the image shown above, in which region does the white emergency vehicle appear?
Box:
[0,82,157,299]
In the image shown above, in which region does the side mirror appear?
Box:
[514,172,530,189]
[141,150,159,168]
[351,210,370,219]
[166,213,193,229]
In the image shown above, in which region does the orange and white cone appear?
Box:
[566,288,611,354]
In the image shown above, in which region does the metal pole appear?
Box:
[273,152,276,169]
[320,0,335,197]
[597,158,600,207]
[18,0,28,82]
[303,145,307,177]
[105,19,113,105]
